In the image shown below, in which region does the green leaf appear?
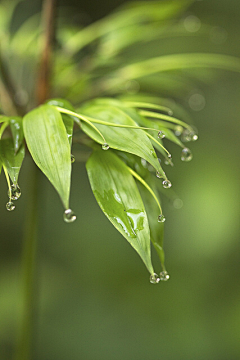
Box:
[115,150,166,266]
[64,0,193,55]
[103,53,240,92]
[9,116,24,153]
[79,103,166,177]
[0,115,9,123]
[132,112,184,147]
[45,99,75,146]
[86,149,154,274]
[0,138,25,184]
[23,105,71,209]
[45,98,75,111]
[88,100,182,155]
[137,173,165,267]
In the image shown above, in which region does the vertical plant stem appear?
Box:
[15,1,57,359]
[15,164,39,360]
[36,0,57,105]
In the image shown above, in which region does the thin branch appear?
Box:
[36,0,57,105]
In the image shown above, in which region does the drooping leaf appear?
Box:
[103,53,240,92]
[0,138,25,184]
[23,104,71,209]
[115,150,166,266]
[64,0,193,55]
[79,103,166,177]
[45,98,75,146]
[131,113,184,147]
[87,99,183,156]
[86,149,154,274]
[9,116,24,153]
[137,173,165,266]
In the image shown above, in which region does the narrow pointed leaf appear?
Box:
[65,0,193,54]
[135,115,184,147]
[86,98,183,145]
[137,174,165,266]
[115,150,166,266]
[86,149,154,274]
[9,116,24,153]
[0,138,25,184]
[45,99,75,146]
[23,105,71,209]
[79,103,165,177]
[104,53,240,91]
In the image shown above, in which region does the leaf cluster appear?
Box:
[0,0,240,281]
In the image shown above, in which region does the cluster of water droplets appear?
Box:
[181,129,198,142]
[6,184,21,211]
[181,147,193,162]
[156,171,172,189]
[150,270,170,284]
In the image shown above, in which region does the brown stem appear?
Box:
[36,0,57,105]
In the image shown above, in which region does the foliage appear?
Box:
[0,0,240,284]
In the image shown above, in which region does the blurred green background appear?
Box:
[0,0,240,359]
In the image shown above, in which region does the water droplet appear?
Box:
[102,143,109,150]
[156,171,162,179]
[181,147,193,162]
[158,131,165,139]
[71,154,75,163]
[159,271,170,281]
[158,214,166,223]
[162,179,172,189]
[150,273,160,284]
[6,202,15,211]
[181,129,198,142]
[168,110,173,116]
[174,126,183,136]
[8,184,21,200]
[63,209,76,223]
[181,129,191,142]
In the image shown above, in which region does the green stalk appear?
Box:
[15,164,39,360]
[15,0,57,358]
